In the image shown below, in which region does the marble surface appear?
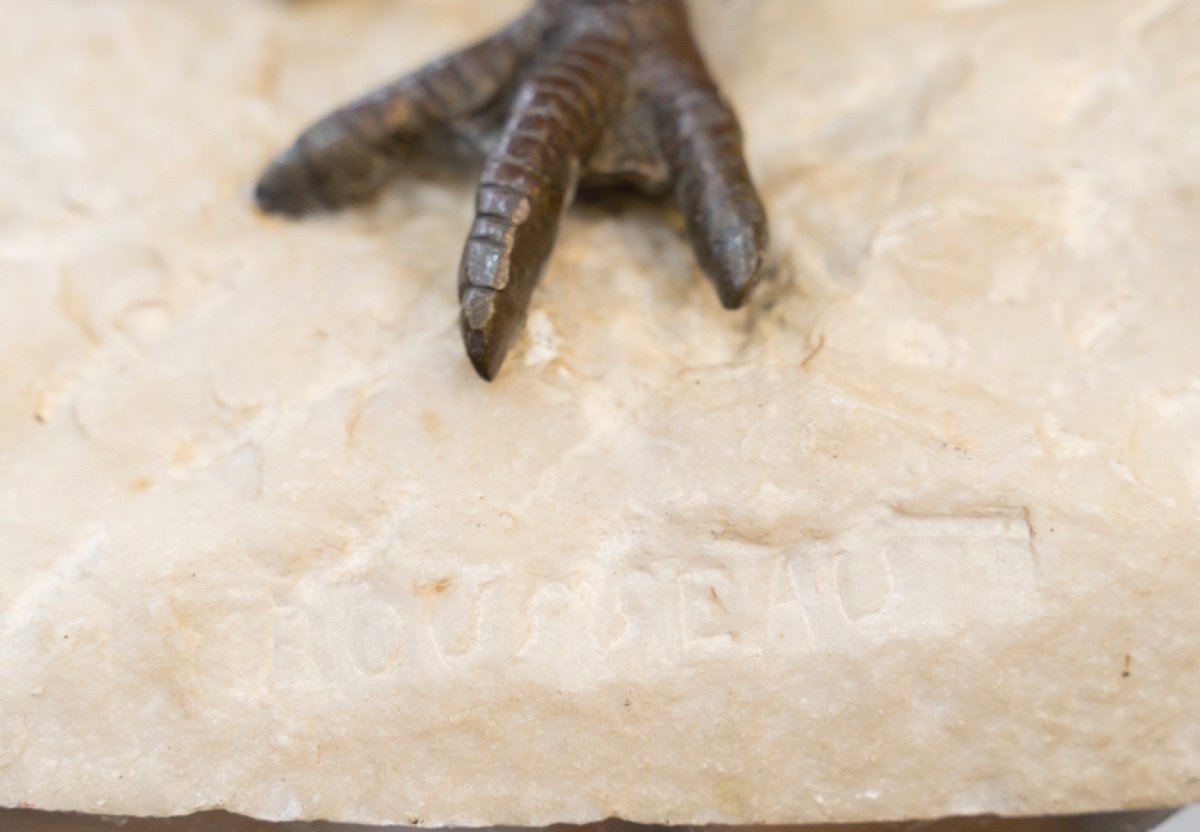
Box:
[0,809,1184,832]
[0,0,1198,826]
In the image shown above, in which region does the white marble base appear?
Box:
[0,0,1198,825]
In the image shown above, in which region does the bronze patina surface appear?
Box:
[256,0,768,380]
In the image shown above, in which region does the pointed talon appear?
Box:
[459,20,636,379]
[258,0,769,379]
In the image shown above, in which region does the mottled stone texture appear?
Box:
[0,0,1198,826]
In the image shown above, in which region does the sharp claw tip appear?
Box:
[253,179,278,213]
[717,280,756,310]
[707,231,766,309]
[468,351,501,382]
[253,152,320,217]
[462,326,505,382]
[715,259,764,310]
[253,173,296,217]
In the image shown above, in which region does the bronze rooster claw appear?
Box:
[256,0,768,380]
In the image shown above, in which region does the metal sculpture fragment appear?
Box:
[256,0,768,380]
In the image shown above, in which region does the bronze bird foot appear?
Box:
[256,0,768,380]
